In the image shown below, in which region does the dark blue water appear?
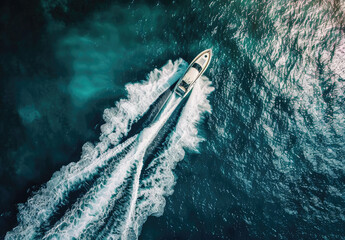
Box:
[1,0,345,239]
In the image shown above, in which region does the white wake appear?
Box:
[6,59,214,240]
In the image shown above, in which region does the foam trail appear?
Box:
[6,59,214,240]
[100,59,187,145]
[121,94,182,239]
[42,142,139,239]
[6,135,136,240]
[6,59,187,240]
[104,77,214,239]
[42,94,181,239]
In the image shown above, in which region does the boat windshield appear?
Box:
[176,86,186,96]
[180,80,189,90]
[192,62,202,72]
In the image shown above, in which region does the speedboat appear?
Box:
[174,49,212,97]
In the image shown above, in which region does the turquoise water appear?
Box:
[1,0,345,239]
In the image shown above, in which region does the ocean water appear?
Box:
[1,0,345,239]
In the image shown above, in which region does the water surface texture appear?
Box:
[1,0,345,239]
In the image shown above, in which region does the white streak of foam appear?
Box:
[100,59,187,146]
[46,93,182,240]
[6,136,135,240]
[6,59,187,240]
[106,76,214,239]
[121,94,182,240]
[42,142,139,239]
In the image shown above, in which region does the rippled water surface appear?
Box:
[1,0,345,239]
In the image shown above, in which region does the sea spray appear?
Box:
[100,59,187,145]
[6,59,214,240]
[110,77,214,239]
[6,59,186,240]
[44,93,184,239]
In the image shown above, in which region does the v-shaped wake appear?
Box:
[6,59,214,240]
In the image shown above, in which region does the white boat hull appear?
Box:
[174,49,212,97]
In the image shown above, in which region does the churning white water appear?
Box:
[6,59,214,240]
